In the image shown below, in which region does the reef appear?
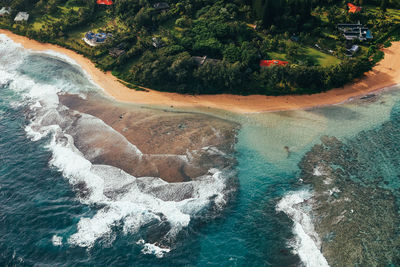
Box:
[299,117,400,266]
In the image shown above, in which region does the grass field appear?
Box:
[304,47,340,66]
[269,46,340,67]
[366,6,400,21]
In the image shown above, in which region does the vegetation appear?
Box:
[0,0,399,95]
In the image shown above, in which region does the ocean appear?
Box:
[0,34,399,266]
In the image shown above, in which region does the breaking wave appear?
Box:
[276,189,329,267]
[0,34,235,257]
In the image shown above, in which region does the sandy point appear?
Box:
[1,29,400,114]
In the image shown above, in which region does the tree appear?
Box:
[286,42,302,61]
[223,44,241,63]
[381,0,387,13]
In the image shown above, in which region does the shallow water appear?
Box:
[1,34,399,266]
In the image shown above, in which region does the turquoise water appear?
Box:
[1,34,399,266]
[0,86,300,266]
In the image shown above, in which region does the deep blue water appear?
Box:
[0,34,399,266]
[0,36,303,266]
[0,83,301,266]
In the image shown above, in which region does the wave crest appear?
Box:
[1,34,236,257]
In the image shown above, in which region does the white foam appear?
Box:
[52,235,63,246]
[0,34,25,70]
[0,35,233,256]
[276,190,330,267]
[44,110,229,254]
[137,239,171,258]
[328,187,340,196]
[34,49,102,92]
[1,33,97,92]
[313,165,325,176]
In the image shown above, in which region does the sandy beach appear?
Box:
[1,29,399,113]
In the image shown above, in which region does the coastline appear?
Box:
[1,29,400,114]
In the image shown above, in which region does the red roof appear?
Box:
[97,0,113,5]
[347,3,362,13]
[260,60,289,67]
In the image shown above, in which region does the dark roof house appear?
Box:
[153,2,170,11]
[337,21,363,31]
[109,43,127,58]
[192,56,221,66]
[109,48,126,58]
[337,22,373,41]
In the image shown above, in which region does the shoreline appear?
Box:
[1,29,400,114]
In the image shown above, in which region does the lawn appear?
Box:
[304,47,341,66]
[30,4,81,31]
[269,45,340,67]
[268,51,288,61]
[365,6,400,21]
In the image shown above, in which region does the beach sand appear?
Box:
[1,29,400,114]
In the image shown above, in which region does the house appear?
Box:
[290,35,299,42]
[152,37,163,48]
[337,21,363,31]
[97,0,113,5]
[109,43,127,58]
[260,60,289,67]
[192,56,221,66]
[83,31,112,46]
[247,24,257,30]
[153,2,170,12]
[337,22,373,41]
[345,45,360,56]
[14,12,29,22]
[0,7,11,16]
[347,3,362,13]
[192,56,207,66]
[349,45,359,53]
[342,28,373,41]
[109,48,125,57]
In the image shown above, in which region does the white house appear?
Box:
[0,7,11,16]
[14,12,29,22]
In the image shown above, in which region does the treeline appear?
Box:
[118,46,374,95]
[0,0,398,96]
[251,0,399,31]
[252,0,315,30]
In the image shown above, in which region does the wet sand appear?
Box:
[59,93,239,183]
[1,29,400,114]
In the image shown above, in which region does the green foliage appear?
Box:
[384,40,392,47]
[0,0,397,96]
[372,50,384,64]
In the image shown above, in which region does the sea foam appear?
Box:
[0,34,233,257]
[276,189,329,267]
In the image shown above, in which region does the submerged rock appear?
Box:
[298,117,400,267]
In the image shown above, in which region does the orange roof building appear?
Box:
[97,0,113,5]
[260,60,289,67]
[347,3,362,13]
